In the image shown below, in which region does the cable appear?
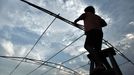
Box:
[103,40,134,66]
[74,63,89,70]
[46,34,84,62]
[40,51,87,75]
[40,68,54,75]
[40,39,132,75]
[21,0,134,74]
[16,1,134,74]
[26,34,84,75]
[61,51,87,64]
[9,16,58,75]
[0,56,78,75]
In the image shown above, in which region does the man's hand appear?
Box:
[74,20,79,27]
[74,19,79,24]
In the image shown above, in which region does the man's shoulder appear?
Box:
[95,14,101,18]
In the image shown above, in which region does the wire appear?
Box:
[74,63,89,70]
[1,55,131,75]
[103,40,134,66]
[26,34,84,75]
[9,16,58,75]
[0,56,78,75]
[61,51,87,64]
[40,50,87,75]
[40,39,134,75]
[40,68,54,75]
[21,0,134,73]
[11,1,134,75]
[46,34,84,61]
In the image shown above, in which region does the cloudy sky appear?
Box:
[0,0,134,75]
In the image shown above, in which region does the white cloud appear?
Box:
[122,33,134,43]
[1,40,14,56]
[69,60,76,64]
[28,51,42,60]
[126,33,134,39]
[78,47,86,52]
[64,48,80,56]
[129,21,134,26]
[18,47,27,56]
[114,33,134,51]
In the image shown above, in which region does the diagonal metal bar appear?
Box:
[8,12,58,75]
[26,34,84,75]
[0,56,78,75]
[20,0,84,30]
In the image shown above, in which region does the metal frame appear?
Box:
[87,47,123,75]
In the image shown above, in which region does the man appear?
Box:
[74,6,107,73]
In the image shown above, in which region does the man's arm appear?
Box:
[74,13,85,26]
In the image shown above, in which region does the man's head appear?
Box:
[84,6,95,14]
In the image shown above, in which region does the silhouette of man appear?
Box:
[74,6,107,73]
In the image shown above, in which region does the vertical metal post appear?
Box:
[109,54,123,75]
[88,47,123,75]
[90,60,95,73]
[87,54,95,75]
